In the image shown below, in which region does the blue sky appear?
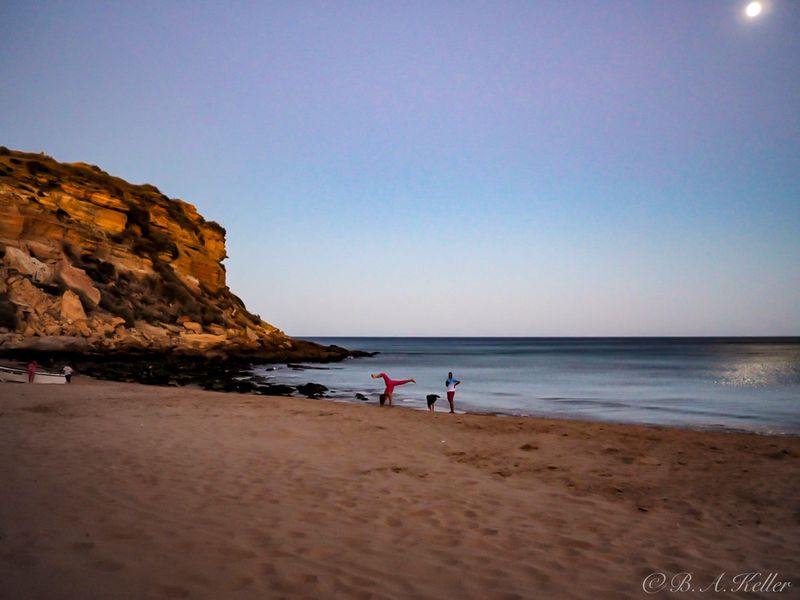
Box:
[1,1,798,335]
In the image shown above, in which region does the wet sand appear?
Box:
[1,378,798,599]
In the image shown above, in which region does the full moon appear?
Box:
[745,1,763,18]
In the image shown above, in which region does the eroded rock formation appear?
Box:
[0,147,347,360]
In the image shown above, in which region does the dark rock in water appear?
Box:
[231,379,257,393]
[73,354,263,395]
[256,384,295,396]
[329,345,378,358]
[355,393,369,402]
[297,382,328,398]
[202,380,228,392]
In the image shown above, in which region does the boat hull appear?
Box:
[0,366,67,384]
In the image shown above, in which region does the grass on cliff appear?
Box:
[80,254,116,284]
[92,262,224,328]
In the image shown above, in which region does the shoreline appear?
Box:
[6,335,799,435]
[262,337,800,436]
[1,378,798,599]
[5,357,798,436]
[337,398,800,438]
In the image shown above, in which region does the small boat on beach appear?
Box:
[0,365,67,384]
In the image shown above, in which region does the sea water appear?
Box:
[252,338,800,434]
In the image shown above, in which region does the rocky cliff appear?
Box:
[0,147,347,361]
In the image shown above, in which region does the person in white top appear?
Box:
[445,372,461,414]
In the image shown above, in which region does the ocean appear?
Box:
[253,337,800,434]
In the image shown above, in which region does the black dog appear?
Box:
[426,394,440,412]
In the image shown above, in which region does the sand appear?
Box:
[0,378,797,600]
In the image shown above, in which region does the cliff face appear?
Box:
[0,147,328,359]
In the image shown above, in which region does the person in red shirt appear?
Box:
[27,360,37,383]
[371,372,416,407]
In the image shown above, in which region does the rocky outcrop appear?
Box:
[0,147,353,361]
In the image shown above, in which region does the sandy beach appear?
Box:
[0,378,797,600]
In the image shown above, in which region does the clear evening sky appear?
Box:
[1,1,798,336]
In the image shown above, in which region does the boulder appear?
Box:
[297,382,329,398]
[4,247,52,283]
[60,289,87,322]
[8,277,51,315]
[56,261,101,306]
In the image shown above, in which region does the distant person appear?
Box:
[371,373,416,407]
[426,394,440,412]
[62,364,74,383]
[27,360,37,383]
[445,371,461,413]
